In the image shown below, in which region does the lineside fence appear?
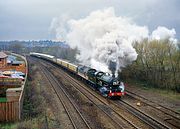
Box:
[0,53,28,121]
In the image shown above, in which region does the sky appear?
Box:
[0,0,179,40]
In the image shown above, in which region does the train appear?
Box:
[30,52,126,98]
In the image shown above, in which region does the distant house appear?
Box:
[0,52,8,68]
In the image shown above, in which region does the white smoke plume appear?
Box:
[151,26,177,43]
[49,14,70,41]
[51,7,177,75]
[66,7,148,75]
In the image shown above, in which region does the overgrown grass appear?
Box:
[16,115,46,129]
[0,115,49,129]
[0,97,7,102]
[177,109,180,113]
[0,123,17,129]
[15,63,58,129]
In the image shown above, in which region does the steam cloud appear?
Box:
[151,26,177,42]
[50,7,177,75]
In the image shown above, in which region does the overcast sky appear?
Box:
[0,0,179,40]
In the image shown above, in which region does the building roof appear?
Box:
[0,52,8,59]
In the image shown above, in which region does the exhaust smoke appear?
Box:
[50,7,177,76]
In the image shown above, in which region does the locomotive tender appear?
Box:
[30,52,125,98]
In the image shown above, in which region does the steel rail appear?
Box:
[39,62,91,129]
[126,90,180,120]
[41,59,143,129]
[118,100,171,129]
[33,56,172,129]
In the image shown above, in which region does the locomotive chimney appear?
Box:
[108,60,116,78]
[112,73,115,78]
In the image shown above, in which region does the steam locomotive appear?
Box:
[30,52,125,98]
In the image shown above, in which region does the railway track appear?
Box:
[38,57,136,129]
[117,100,170,129]
[124,90,180,128]
[56,68,171,129]
[51,68,140,129]
[38,57,170,129]
[28,57,62,128]
[38,62,91,129]
[32,56,176,129]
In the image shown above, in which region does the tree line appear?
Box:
[0,41,78,62]
[121,39,180,92]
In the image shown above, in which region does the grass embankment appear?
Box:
[0,64,55,129]
[0,123,17,129]
[15,65,52,129]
